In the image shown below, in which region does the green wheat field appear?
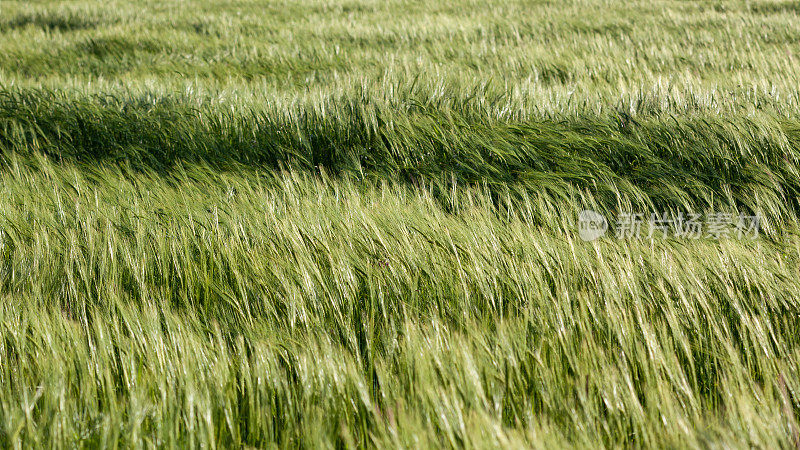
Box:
[2,0,800,447]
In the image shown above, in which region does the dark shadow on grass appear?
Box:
[1,88,799,230]
[749,1,800,15]
[0,11,113,32]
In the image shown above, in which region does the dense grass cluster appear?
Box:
[2,0,800,448]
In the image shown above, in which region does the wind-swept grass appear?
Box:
[2,0,800,447]
[2,87,799,235]
[1,158,800,448]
